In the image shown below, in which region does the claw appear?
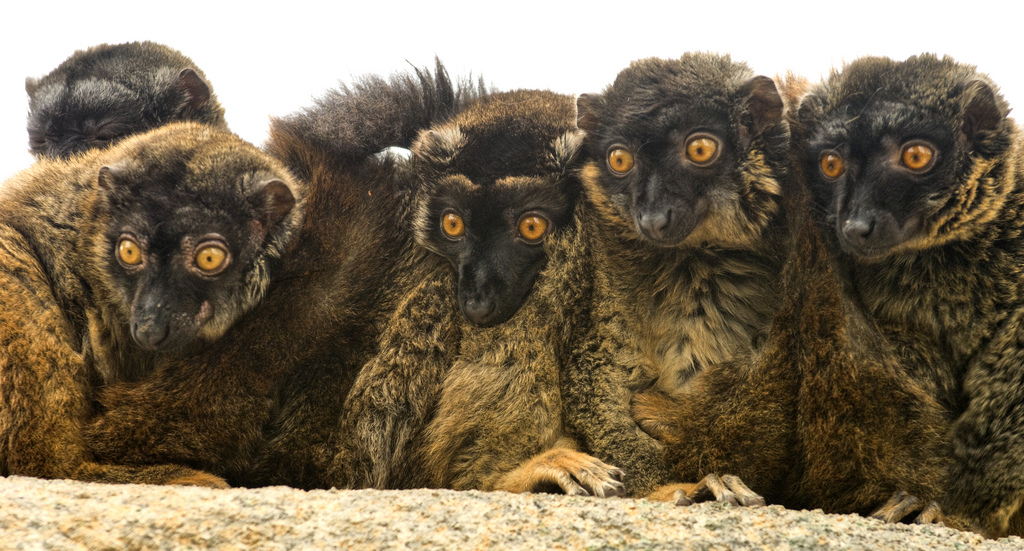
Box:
[690,474,765,507]
[645,476,764,508]
[594,479,627,498]
[673,489,695,506]
[691,473,740,506]
[915,501,945,525]
[871,490,942,525]
[721,474,766,506]
[557,471,589,496]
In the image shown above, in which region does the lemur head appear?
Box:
[798,54,1012,259]
[88,122,300,351]
[577,53,788,250]
[409,90,584,327]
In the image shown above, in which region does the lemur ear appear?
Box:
[250,179,296,232]
[961,80,1003,148]
[176,68,213,115]
[738,76,783,149]
[551,130,585,174]
[412,126,466,167]
[25,76,42,96]
[97,165,121,191]
[576,93,604,134]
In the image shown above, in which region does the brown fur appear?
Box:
[72,63,479,489]
[0,122,297,486]
[629,63,951,516]
[417,208,603,492]
[567,54,791,497]
[76,104,419,489]
[334,89,625,497]
[798,54,1024,537]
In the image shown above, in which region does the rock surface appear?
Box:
[1,475,1021,550]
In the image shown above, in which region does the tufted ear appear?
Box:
[962,80,1004,148]
[551,130,585,173]
[576,93,604,134]
[97,164,125,192]
[411,125,466,167]
[25,76,41,96]
[797,93,822,129]
[96,164,139,208]
[738,76,783,149]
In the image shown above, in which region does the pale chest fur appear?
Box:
[426,261,578,470]
[598,245,779,395]
[446,320,564,448]
[422,289,568,492]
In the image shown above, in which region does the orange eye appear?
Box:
[901,143,935,171]
[441,212,465,238]
[820,152,845,179]
[195,244,228,273]
[685,135,719,165]
[117,238,142,266]
[518,214,548,243]
[607,147,634,174]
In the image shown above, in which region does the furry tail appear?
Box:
[268,58,486,164]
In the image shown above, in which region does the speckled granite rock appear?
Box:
[0,476,1021,550]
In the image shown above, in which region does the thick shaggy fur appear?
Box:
[622,58,949,516]
[26,41,227,159]
[248,63,477,489]
[333,89,626,498]
[569,54,791,496]
[797,54,1024,536]
[0,122,297,486]
[76,65,479,489]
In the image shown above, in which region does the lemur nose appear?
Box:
[462,297,497,326]
[842,217,875,247]
[639,208,672,240]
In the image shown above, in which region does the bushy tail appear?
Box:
[268,58,487,165]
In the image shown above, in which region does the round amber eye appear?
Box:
[117,238,142,266]
[820,152,845,179]
[901,143,935,171]
[686,136,719,164]
[518,214,548,243]
[607,148,634,174]
[441,212,465,238]
[195,245,228,273]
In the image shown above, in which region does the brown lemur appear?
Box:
[26,41,226,159]
[796,54,1024,537]
[0,122,298,487]
[81,63,470,489]
[567,53,791,498]
[250,62,485,488]
[637,181,951,518]
[615,58,950,517]
[328,81,627,497]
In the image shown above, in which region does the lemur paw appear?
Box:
[647,474,765,507]
[498,448,626,498]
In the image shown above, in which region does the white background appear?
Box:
[1,0,1020,181]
